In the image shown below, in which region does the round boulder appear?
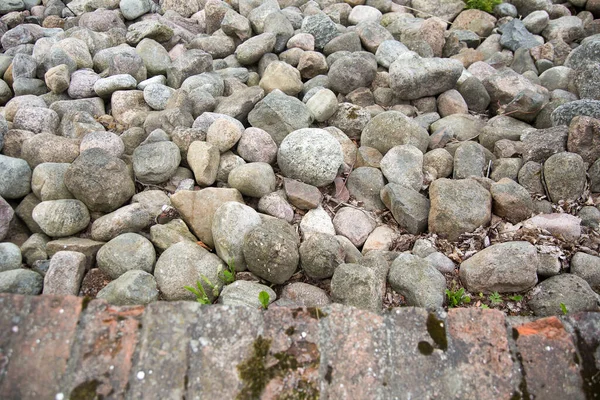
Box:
[96,233,156,279]
[32,200,90,238]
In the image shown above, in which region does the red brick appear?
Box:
[59,299,144,399]
[515,316,586,400]
[0,295,82,400]
[319,304,388,399]
[0,294,34,385]
[447,308,518,399]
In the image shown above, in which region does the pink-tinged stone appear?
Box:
[523,213,581,241]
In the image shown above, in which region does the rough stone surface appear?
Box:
[388,253,446,309]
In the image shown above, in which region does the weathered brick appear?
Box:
[185,305,263,399]
[0,295,82,400]
[319,304,388,399]
[259,307,321,399]
[566,312,600,398]
[59,299,144,399]
[446,308,518,399]
[515,316,586,400]
[0,294,34,385]
[385,307,448,399]
[125,301,200,400]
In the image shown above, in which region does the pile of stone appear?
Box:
[0,0,599,316]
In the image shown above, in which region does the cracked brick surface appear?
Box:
[0,294,597,399]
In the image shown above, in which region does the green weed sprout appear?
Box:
[185,276,218,304]
[489,292,503,305]
[465,0,502,13]
[258,291,270,309]
[446,287,471,308]
[221,259,236,285]
[560,302,568,315]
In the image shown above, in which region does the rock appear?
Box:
[21,133,80,169]
[90,204,152,242]
[80,132,124,159]
[298,231,345,280]
[43,251,85,295]
[389,253,446,309]
[0,242,22,272]
[429,178,492,241]
[361,111,429,155]
[423,148,453,179]
[32,199,90,237]
[283,178,321,210]
[216,152,245,183]
[411,0,464,21]
[328,53,377,95]
[133,139,181,184]
[543,152,586,203]
[305,88,338,122]
[381,183,430,235]
[120,0,152,20]
[143,84,175,110]
[19,233,49,267]
[0,269,43,295]
[277,128,343,187]
[228,162,276,198]
[460,241,539,293]
[331,262,381,312]
[301,12,339,50]
[243,218,299,285]
[136,38,171,77]
[346,167,386,211]
[154,240,224,301]
[248,89,313,146]
[218,280,276,308]
[126,19,173,46]
[68,69,100,99]
[500,18,541,51]
[578,206,600,230]
[490,178,534,224]
[280,282,330,307]
[212,202,262,272]
[528,274,600,316]
[389,56,464,101]
[13,107,60,134]
[571,252,600,293]
[166,49,213,89]
[380,144,424,191]
[0,154,31,199]
[65,149,135,213]
[187,141,220,186]
[300,206,336,239]
[332,207,376,248]
[327,103,370,140]
[523,213,582,242]
[437,89,468,117]
[542,16,584,44]
[551,100,600,126]
[96,270,159,306]
[96,233,156,279]
[150,218,197,251]
[235,32,276,65]
[567,116,600,165]
[170,188,243,248]
[259,61,303,96]
[131,190,171,220]
[484,68,549,122]
[0,196,15,241]
[521,126,568,164]
[237,127,277,164]
[205,118,243,154]
[425,252,456,274]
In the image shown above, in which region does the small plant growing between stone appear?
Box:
[509,295,523,302]
[220,259,236,285]
[560,302,568,315]
[465,0,502,13]
[185,276,218,305]
[489,291,503,305]
[258,291,270,309]
[446,287,471,308]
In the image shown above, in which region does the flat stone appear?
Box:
[381,183,430,235]
[459,241,539,293]
[283,178,321,210]
[523,213,581,242]
[46,237,105,270]
[43,251,86,295]
[90,203,152,242]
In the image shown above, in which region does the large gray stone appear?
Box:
[380,183,430,235]
[388,253,446,309]
[43,251,86,296]
[411,0,465,21]
[551,100,600,126]
[243,218,299,285]
[133,140,181,184]
[65,149,135,213]
[528,274,600,316]
[301,12,339,50]
[96,233,156,279]
[459,241,539,293]
[247,89,313,146]
[543,152,586,203]
[0,197,14,241]
[96,270,159,305]
[31,163,73,201]
[90,203,152,242]
[32,199,90,238]
[212,202,262,272]
[570,252,600,293]
[218,280,276,308]
[0,155,31,199]
[330,262,382,313]
[379,145,424,191]
[361,111,429,155]
[0,269,43,295]
[0,243,22,273]
[277,128,343,187]
[428,178,492,241]
[328,52,377,95]
[227,162,276,198]
[389,56,463,101]
[299,232,345,280]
